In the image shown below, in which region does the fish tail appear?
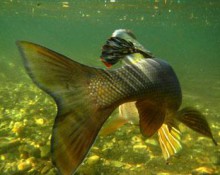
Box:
[158,123,182,160]
[17,41,117,174]
[176,107,217,145]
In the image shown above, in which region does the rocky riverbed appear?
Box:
[0,82,219,175]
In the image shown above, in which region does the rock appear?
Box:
[0,138,21,154]
[112,160,124,168]
[211,151,220,165]
[12,122,24,135]
[133,144,147,152]
[192,167,216,175]
[145,138,158,146]
[35,118,46,125]
[40,145,50,158]
[26,157,37,166]
[17,161,32,171]
[131,136,142,143]
[41,164,52,174]
[46,168,57,175]
[86,155,100,165]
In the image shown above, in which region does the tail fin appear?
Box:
[158,123,182,160]
[176,107,217,145]
[17,41,116,174]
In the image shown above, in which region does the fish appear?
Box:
[16,29,217,175]
[100,29,217,160]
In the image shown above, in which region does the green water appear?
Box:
[0,0,219,174]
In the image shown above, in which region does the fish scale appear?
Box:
[88,57,181,110]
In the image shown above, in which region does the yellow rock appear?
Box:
[192,166,216,175]
[35,118,45,125]
[0,155,5,160]
[17,161,31,171]
[26,157,36,165]
[133,144,147,152]
[145,138,158,146]
[12,122,24,135]
[132,136,142,143]
[86,155,100,165]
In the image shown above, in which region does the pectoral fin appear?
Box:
[177,107,217,145]
[135,100,165,138]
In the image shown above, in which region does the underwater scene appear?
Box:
[0,0,219,174]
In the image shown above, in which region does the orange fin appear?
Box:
[135,100,165,138]
[177,107,217,145]
[158,123,182,160]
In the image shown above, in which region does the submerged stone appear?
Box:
[86,155,100,165]
[192,167,217,175]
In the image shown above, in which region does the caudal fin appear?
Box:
[17,41,116,174]
[176,107,217,145]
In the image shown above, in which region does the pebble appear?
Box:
[12,122,24,135]
[133,144,147,151]
[45,168,57,175]
[145,138,158,146]
[40,145,50,158]
[211,151,220,165]
[0,138,21,154]
[86,155,100,165]
[192,167,216,175]
[112,160,124,168]
[41,164,52,174]
[26,157,37,166]
[35,118,46,125]
[157,173,172,175]
[0,74,219,175]
[17,161,32,171]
